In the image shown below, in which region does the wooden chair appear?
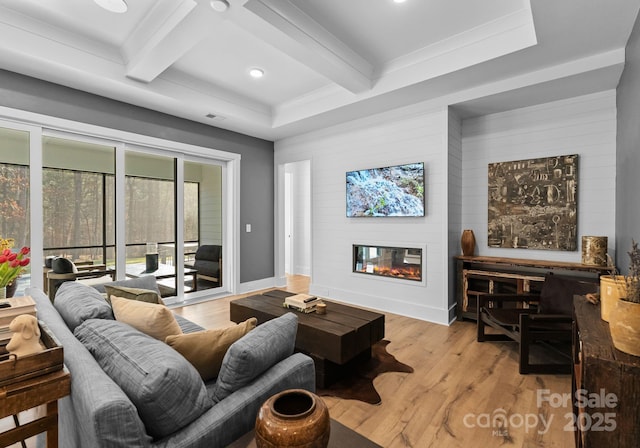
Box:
[476,273,598,374]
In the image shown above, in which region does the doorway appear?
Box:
[283,160,311,279]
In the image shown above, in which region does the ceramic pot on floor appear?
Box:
[255,389,330,448]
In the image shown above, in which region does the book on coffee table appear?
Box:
[283,294,319,313]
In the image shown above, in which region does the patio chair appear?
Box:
[186,245,222,287]
[46,258,115,300]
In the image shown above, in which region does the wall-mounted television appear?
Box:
[346,162,425,217]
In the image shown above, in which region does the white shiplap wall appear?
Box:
[461,90,617,262]
[275,106,452,324]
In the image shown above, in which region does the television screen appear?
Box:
[346,162,425,217]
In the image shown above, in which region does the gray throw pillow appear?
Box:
[74,319,213,440]
[54,281,114,331]
[211,312,297,403]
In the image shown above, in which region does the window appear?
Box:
[125,151,178,295]
[0,127,30,294]
[42,136,116,268]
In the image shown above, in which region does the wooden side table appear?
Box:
[0,368,71,448]
[573,298,640,447]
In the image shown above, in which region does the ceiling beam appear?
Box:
[123,0,216,83]
[229,0,373,94]
[0,21,273,137]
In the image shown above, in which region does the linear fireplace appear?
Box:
[353,244,423,282]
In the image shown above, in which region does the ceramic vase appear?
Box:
[581,236,608,266]
[609,299,640,357]
[255,389,330,448]
[6,280,17,298]
[461,229,476,257]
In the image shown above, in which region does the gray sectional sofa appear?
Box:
[29,278,315,448]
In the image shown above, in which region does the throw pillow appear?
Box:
[54,281,114,331]
[104,285,161,304]
[165,317,257,381]
[211,312,297,403]
[111,295,182,340]
[74,319,212,440]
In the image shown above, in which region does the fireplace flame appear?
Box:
[371,265,421,281]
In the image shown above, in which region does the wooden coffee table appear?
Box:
[230,290,385,387]
[227,418,382,448]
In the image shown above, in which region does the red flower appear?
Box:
[0,240,30,288]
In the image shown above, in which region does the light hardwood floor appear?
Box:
[173,275,576,448]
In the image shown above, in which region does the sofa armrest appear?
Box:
[154,353,315,448]
[28,287,151,448]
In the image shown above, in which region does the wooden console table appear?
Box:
[455,256,612,320]
[0,368,70,447]
[573,298,640,447]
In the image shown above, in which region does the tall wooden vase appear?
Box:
[461,230,476,257]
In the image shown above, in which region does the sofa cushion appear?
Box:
[104,285,161,304]
[74,319,213,440]
[54,281,114,332]
[111,295,182,340]
[165,317,257,381]
[211,312,297,402]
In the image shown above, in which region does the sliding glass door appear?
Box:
[124,150,179,296]
[184,160,223,293]
[0,116,237,298]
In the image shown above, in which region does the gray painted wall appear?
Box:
[616,11,640,274]
[0,69,274,283]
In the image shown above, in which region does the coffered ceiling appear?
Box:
[0,0,637,140]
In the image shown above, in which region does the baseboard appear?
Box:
[309,283,451,326]
[238,277,277,294]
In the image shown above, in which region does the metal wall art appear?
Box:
[488,154,578,251]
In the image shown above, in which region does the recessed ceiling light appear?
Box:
[94,0,128,13]
[393,0,408,3]
[210,0,229,12]
[249,68,264,79]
